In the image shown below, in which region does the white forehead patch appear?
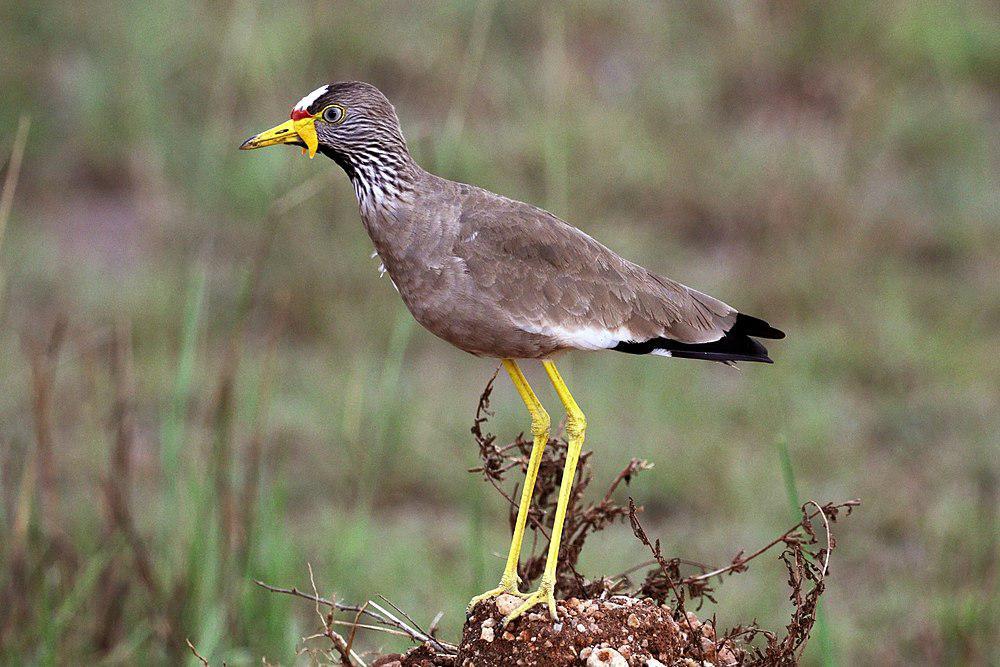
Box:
[294,85,329,111]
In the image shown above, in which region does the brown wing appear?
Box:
[453,191,737,350]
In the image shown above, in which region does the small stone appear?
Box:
[495,594,522,616]
[646,659,667,667]
[627,612,640,628]
[480,625,495,643]
[502,631,515,641]
[587,647,628,667]
[577,623,587,632]
[579,647,593,660]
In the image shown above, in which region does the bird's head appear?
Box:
[240,81,407,161]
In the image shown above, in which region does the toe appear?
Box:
[467,583,527,613]
[502,591,552,626]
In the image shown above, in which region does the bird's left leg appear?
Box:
[467,359,551,613]
[502,360,586,625]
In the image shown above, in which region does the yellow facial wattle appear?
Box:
[240,111,320,158]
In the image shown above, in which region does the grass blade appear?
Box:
[0,114,31,315]
[0,115,30,252]
[161,265,208,483]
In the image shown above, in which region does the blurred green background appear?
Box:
[1,1,997,664]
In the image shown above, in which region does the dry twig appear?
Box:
[185,638,210,666]
[626,495,859,664]
[254,579,457,655]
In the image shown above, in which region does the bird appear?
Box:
[240,81,784,626]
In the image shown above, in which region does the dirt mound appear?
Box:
[376,594,739,667]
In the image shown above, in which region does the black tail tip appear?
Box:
[734,313,785,339]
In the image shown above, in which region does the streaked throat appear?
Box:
[332,149,417,215]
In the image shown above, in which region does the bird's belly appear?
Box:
[418,310,563,358]
[389,266,561,359]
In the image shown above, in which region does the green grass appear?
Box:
[1,1,998,664]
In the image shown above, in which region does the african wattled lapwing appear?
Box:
[241,81,785,625]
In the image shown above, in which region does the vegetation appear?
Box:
[1,2,997,664]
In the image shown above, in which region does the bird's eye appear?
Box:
[321,105,345,124]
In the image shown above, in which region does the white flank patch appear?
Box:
[650,349,673,357]
[294,85,329,111]
[522,324,639,350]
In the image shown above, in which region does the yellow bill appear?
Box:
[240,116,320,158]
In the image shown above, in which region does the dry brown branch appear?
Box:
[627,498,706,660]
[95,323,181,654]
[24,316,67,534]
[304,563,366,666]
[105,323,163,601]
[680,499,856,589]
[254,579,457,655]
[345,602,369,658]
[185,638,210,666]
[625,494,859,664]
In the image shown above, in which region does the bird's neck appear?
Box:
[324,145,422,217]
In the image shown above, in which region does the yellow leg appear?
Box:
[467,359,550,613]
[502,360,586,625]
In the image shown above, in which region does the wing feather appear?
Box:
[453,193,735,350]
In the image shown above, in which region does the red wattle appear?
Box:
[290,109,311,120]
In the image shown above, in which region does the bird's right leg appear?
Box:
[467,359,550,613]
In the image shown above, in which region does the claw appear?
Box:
[501,581,557,626]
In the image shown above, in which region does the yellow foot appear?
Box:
[501,581,557,626]
[466,578,527,614]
